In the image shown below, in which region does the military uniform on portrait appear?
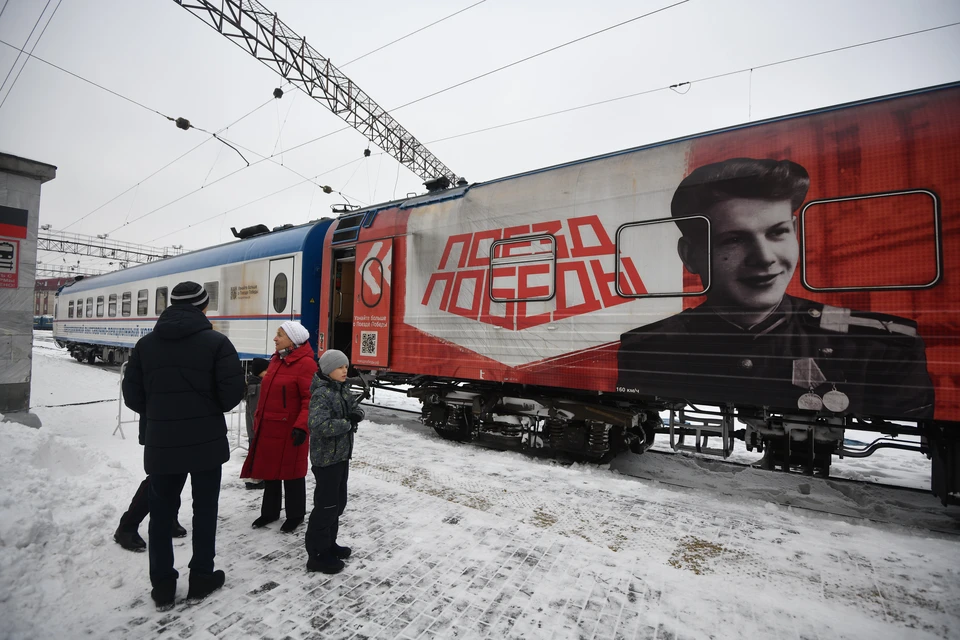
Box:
[616,295,935,419]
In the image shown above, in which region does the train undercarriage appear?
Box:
[365,374,959,506]
[58,340,130,366]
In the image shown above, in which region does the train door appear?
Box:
[351,239,392,369]
[266,257,294,354]
[329,249,356,364]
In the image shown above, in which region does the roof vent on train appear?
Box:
[231,224,270,240]
[272,224,294,232]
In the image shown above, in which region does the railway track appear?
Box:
[360,395,960,536]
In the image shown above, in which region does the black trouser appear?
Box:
[261,478,306,521]
[118,477,181,532]
[148,467,221,586]
[305,462,349,560]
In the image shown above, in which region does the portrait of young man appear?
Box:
[616,157,935,419]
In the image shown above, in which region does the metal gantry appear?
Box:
[37,230,184,264]
[174,0,460,188]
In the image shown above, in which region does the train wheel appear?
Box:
[86,352,96,364]
[431,405,474,442]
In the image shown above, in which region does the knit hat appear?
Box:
[318,349,349,375]
[170,281,209,308]
[279,321,309,347]
[251,357,269,376]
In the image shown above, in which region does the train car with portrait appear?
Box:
[54,82,960,503]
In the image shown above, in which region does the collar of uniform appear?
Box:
[706,296,793,336]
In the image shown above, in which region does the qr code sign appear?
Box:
[360,331,377,356]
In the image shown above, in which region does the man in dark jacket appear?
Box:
[122,281,244,610]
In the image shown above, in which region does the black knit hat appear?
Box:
[170,281,209,308]
[251,357,269,376]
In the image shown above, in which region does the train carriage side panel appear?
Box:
[367,84,959,423]
[54,219,334,360]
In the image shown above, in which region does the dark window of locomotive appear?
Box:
[800,189,942,291]
[121,292,131,317]
[137,289,148,316]
[68,301,74,318]
[107,294,117,317]
[203,281,219,312]
[97,296,105,317]
[76,299,83,318]
[156,287,168,314]
[85,297,93,317]
[615,216,711,298]
[273,274,288,313]
[488,235,556,303]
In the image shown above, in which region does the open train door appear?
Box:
[351,239,393,369]
[266,257,295,354]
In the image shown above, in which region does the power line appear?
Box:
[390,0,690,113]
[339,0,489,67]
[149,157,367,243]
[425,20,960,145]
[0,0,60,112]
[63,91,285,231]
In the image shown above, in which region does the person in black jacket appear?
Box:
[122,281,244,610]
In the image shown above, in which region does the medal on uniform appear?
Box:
[792,358,827,410]
[797,392,823,410]
[822,387,850,412]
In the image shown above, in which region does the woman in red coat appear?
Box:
[241,321,317,532]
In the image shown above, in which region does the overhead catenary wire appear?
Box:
[149,156,367,243]
[0,0,61,112]
[424,20,960,145]
[338,0,489,68]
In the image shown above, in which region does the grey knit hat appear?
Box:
[318,349,349,375]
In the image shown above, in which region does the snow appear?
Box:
[1,334,959,639]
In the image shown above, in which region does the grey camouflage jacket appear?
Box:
[307,373,363,468]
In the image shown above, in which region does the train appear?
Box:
[54,82,960,504]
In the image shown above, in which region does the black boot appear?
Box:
[279,518,303,533]
[186,570,225,602]
[151,578,177,611]
[114,526,146,552]
[306,553,344,575]
[252,516,278,529]
[332,543,352,559]
[172,521,187,538]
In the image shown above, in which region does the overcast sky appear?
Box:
[0,0,958,273]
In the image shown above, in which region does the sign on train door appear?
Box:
[266,257,295,355]
[352,239,392,368]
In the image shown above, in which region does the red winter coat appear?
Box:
[240,342,317,480]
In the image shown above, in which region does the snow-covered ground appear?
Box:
[2,334,959,640]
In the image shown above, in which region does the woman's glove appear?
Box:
[291,428,307,446]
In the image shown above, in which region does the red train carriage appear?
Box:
[313,83,959,503]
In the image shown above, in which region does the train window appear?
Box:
[86,297,93,317]
[615,216,710,298]
[137,289,148,316]
[204,281,219,311]
[800,190,942,291]
[156,287,168,313]
[76,299,82,318]
[108,294,118,317]
[273,274,288,313]
[121,292,131,317]
[488,235,556,303]
[97,296,105,317]
[68,301,74,318]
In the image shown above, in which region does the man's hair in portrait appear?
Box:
[670,157,810,243]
